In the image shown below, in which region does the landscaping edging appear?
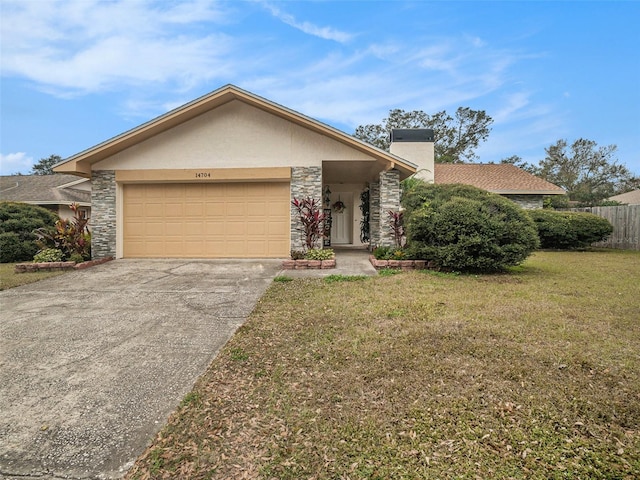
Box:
[15,257,114,273]
[369,255,437,270]
[281,259,336,270]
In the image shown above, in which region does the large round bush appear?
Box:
[0,202,59,262]
[404,184,539,272]
[527,209,613,249]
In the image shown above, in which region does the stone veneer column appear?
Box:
[369,180,380,247]
[91,170,117,259]
[290,166,323,251]
[378,169,400,247]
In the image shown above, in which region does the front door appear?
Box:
[330,192,352,244]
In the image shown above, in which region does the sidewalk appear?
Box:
[278,247,377,278]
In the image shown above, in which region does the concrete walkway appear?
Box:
[0,259,282,480]
[277,247,378,278]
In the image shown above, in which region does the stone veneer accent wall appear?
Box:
[378,169,400,247]
[290,166,323,251]
[91,170,117,259]
[503,194,543,210]
[369,181,380,247]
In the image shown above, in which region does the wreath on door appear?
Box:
[332,198,346,213]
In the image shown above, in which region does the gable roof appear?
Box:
[608,189,640,205]
[54,84,417,179]
[434,163,565,195]
[0,174,91,206]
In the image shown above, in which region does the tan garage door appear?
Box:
[123,182,290,258]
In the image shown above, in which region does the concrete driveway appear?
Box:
[0,259,282,479]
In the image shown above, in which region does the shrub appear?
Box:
[527,210,613,249]
[33,248,64,263]
[0,202,59,262]
[373,246,407,260]
[304,248,334,261]
[35,203,91,260]
[404,184,539,272]
[68,252,86,264]
[291,197,327,251]
[290,250,305,260]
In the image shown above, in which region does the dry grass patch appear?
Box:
[0,262,67,290]
[127,250,640,479]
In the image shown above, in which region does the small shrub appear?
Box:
[68,253,85,264]
[527,210,613,249]
[290,250,305,260]
[33,248,64,263]
[291,197,327,251]
[34,203,91,260]
[304,248,334,261]
[373,246,392,260]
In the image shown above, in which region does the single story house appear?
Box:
[53,84,563,260]
[54,84,420,259]
[608,189,640,205]
[434,163,565,209]
[0,174,91,220]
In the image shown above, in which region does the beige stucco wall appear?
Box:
[390,141,434,182]
[94,100,376,171]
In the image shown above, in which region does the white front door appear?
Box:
[330,192,352,244]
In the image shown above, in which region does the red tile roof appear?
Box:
[434,164,565,195]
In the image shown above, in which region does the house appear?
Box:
[54,85,418,259]
[0,174,91,220]
[52,84,564,260]
[433,163,565,209]
[608,189,640,205]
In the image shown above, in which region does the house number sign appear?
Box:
[195,172,211,178]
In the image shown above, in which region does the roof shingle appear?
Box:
[0,174,91,205]
[434,164,565,195]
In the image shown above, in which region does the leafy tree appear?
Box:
[502,139,639,206]
[354,107,493,163]
[499,155,539,174]
[31,154,62,175]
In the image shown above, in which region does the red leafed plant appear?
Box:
[34,203,91,261]
[291,197,327,251]
[388,210,405,248]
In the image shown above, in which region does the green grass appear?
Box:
[0,262,67,290]
[125,250,640,479]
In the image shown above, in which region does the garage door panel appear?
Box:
[123,182,289,258]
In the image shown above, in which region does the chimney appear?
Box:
[389,129,435,182]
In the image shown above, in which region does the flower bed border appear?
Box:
[369,255,437,270]
[281,259,336,270]
[15,257,114,274]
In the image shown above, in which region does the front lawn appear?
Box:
[127,250,640,479]
[0,262,67,291]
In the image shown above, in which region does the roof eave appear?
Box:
[53,84,417,177]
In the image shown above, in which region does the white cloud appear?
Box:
[0,0,232,96]
[0,152,34,175]
[263,3,353,43]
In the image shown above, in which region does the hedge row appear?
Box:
[526,209,613,249]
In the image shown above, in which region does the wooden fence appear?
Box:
[570,205,640,250]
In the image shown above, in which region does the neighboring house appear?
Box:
[0,174,91,220]
[608,189,640,205]
[433,164,566,209]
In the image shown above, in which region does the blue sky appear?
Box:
[1,0,639,175]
